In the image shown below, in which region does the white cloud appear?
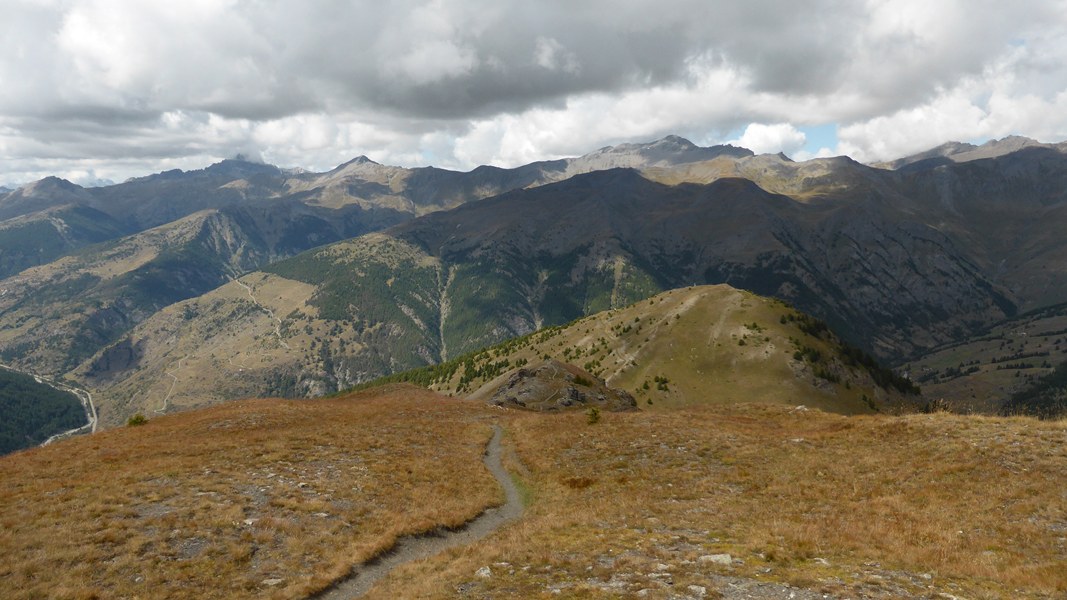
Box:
[837,31,1067,162]
[728,123,806,156]
[1,0,1066,185]
[390,39,479,84]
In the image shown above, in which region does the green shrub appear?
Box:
[587,407,601,425]
[127,413,148,427]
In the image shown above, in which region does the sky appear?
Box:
[2,0,1067,188]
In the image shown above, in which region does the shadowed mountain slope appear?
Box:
[6,137,1067,427]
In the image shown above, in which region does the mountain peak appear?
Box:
[204,158,282,179]
[20,176,84,195]
[879,135,1053,170]
[340,155,380,167]
[650,134,698,148]
[568,135,753,173]
[231,153,264,164]
[979,135,1041,151]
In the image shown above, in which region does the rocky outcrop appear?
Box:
[489,360,637,412]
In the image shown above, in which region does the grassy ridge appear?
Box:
[350,285,919,414]
[0,205,125,280]
[3,383,1062,598]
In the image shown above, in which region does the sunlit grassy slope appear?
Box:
[0,387,501,600]
[2,384,1063,599]
[375,285,919,415]
[370,405,1067,600]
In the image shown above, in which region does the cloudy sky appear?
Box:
[2,0,1067,187]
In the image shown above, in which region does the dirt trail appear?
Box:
[313,424,522,599]
[155,356,185,414]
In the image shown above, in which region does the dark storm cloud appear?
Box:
[8,0,1037,122]
[1,0,1065,185]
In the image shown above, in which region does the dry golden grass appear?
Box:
[369,405,1067,599]
[6,384,1065,599]
[0,385,502,599]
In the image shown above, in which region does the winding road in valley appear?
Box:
[232,276,291,350]
[313,424,523,599]
[155,356,186,414]
[0,361,98,445]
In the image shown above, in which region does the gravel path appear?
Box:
[313,424,522,599]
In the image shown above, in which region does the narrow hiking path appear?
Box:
[314,424,523,600]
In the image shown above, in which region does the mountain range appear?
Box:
[3,134,1067,431]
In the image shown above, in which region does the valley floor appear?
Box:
[1,386,1064,599]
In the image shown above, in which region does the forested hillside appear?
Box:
[0,369,86,453]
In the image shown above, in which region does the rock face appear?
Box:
[489,360,637,412]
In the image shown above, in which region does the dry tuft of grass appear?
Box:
[0,385,502,599]
[368,405,1067,599]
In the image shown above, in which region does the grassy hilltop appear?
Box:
[372,285,920,415]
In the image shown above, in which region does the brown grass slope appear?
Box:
[75,271,320,428]
[369,405,1067,600]
[451,285,918,415]
[0,210,211,374]
[1,386,1064,599]
[0,387,502,600]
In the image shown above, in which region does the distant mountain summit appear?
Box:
[875,135,1067,169]
[564,135,752,174]
[202,157,284,179]
[0,176,95,220]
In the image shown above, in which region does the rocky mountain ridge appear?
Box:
[0,136,747,382]
[3,135,1067,427]
[873,135,1067,170]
